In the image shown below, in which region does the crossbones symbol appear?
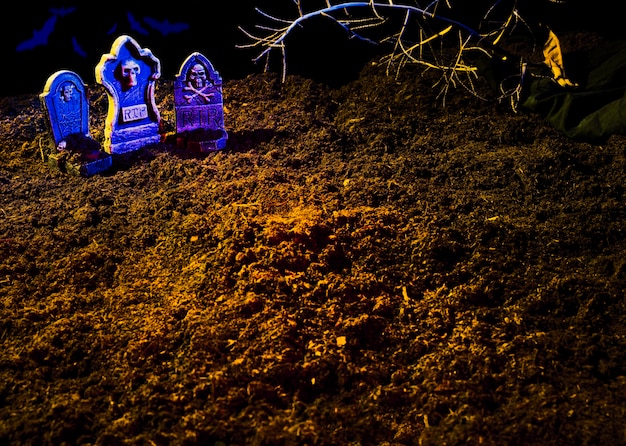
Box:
[183,84,214,103]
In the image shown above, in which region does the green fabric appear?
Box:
[521,40,626,141]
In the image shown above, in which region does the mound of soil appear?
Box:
[2,37,626,445]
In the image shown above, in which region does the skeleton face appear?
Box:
[60,83,74,102]
[120,59,140,90]
[188,64,207,89]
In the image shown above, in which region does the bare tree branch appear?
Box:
[239,1,548,106]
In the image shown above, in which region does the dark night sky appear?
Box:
[1,1,379,96]
[1,1,622,97]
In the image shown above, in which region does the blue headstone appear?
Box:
[40,70,89,144]
[40,70,112,176]
[95,35,161,154]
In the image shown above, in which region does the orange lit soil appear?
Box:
[1,42,626,445]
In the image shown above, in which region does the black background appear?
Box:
[1,1,622,97]
[1,1,377,97]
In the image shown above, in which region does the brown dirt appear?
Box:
[2,40,626,445]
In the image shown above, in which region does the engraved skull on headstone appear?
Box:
[184,63,214,104]
[189,64,207,88]
[60,82,75,105]
[118,58,140,90]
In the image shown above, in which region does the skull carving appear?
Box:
[119,59,140,90]
[59,82,74,102]
[188,63,208,89]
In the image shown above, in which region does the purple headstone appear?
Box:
[95,35,161,154]
[174,52,227,151]
[40,70,112,176]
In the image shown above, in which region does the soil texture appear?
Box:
[2,36,626,445]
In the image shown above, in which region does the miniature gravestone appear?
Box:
[174,52,227,151]
[40,70,112,177]
[95,35,161,154]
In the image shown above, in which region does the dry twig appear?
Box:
[239,0,541,107]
